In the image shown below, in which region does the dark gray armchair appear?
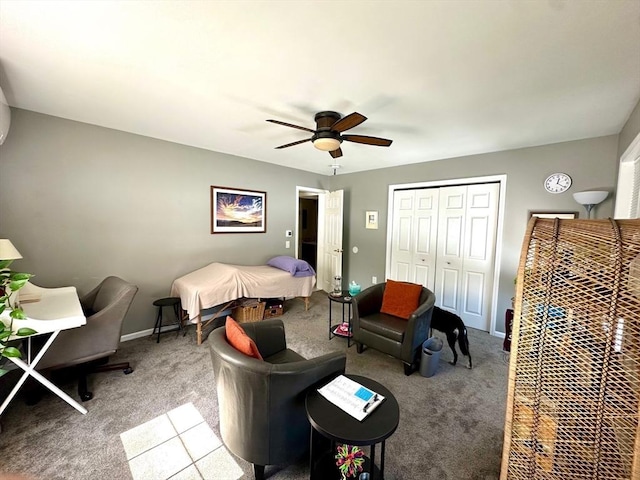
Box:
[36,276,138,401]
[352,282,436,375]
[208,318,346,480]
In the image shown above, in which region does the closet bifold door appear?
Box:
[390,188,439,287]
[501,218,640,479]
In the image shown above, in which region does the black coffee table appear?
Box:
[306,374,399,480]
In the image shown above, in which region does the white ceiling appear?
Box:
[1,1,639,175]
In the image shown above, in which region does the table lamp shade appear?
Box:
[0,239,23,260]
[572,190,608,206]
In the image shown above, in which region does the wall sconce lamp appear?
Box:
[0,239,22,262]
[572,190,608,218]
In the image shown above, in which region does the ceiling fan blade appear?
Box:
[266,119,315,133]
[330,148,343,158]
[275,138,312,149]
[331,112,367,132]
[342,134,393,147]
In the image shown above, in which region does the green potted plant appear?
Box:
[0,259,35,376]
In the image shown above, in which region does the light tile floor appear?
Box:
[120,402,244,480]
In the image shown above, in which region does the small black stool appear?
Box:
[152,297,182,343]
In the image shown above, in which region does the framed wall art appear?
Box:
[211,186,266,234]
[528,210,578,220]
[366,211,379,229]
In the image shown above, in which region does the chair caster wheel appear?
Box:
[81,391,94,402]
[124,367,133,375]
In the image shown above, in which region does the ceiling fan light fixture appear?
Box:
[313,137,341,152]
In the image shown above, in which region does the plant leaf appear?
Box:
[16,328,37,336]
[9,278,29,291]
[10,309,27,320]
[0,331,11,341]
[0,368,8,377]
[0,304,5,315]
[0,260,13,270]
[2,346,22,358]
[10,273,32,281]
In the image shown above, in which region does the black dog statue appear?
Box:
[430,306,473,369]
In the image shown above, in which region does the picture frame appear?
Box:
[528,210,578,220]
[211,186,266,234]
[366,210,379,230]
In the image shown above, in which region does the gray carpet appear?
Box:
[0,291,508,480]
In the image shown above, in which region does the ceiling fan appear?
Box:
[266,111,393,158]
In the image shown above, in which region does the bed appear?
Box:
[170,259,316,344]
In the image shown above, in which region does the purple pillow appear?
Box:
[267,256,316,277]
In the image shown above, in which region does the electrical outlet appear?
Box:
[372,276,377,284]
[285,240,291,248]
[285,230,292,237]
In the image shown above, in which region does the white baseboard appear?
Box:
[120,309,229,343]
[121,324,181,342]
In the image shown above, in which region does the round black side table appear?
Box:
[328,290,353,347]
[152,297,182,343]
[306,374,399,480]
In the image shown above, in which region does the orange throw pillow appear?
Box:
[380,279,423,320]
[225,316,263,360]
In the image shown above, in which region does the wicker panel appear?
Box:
[501,219,640,479]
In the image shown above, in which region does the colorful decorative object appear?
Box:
[335,444,365,480]
[210,186,266,234]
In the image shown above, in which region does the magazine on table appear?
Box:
[317,375,385,421]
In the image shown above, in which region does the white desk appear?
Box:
[0,282,87,415]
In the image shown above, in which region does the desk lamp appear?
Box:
[0,239,22,262]
[0,239,23,297]
[572,190,608,218]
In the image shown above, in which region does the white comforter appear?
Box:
[170,262,316,320]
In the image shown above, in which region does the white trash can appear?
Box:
[419,337,443,378]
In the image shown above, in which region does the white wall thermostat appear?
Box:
[544,172,572,194]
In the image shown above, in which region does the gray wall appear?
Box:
[0,109,327,334]
[329,136,620,334]
[618,96,640,157]
[2,97,639,337]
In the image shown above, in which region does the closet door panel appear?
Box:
[462,270,485,316]
[435,186,466,317]
[438,267,459,311]
[390,191,415,281]
[390,189,438,289]
[461,183,499,330]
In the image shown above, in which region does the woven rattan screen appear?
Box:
[501,218,640,479]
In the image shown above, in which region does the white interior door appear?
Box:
[390,189,439,287]
[319,190,344,292]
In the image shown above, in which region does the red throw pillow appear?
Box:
[225,316,263,360]
[380,279,423,320]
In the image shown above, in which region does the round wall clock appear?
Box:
[544,172,572,194]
